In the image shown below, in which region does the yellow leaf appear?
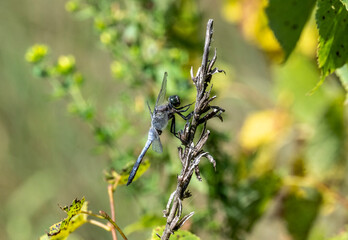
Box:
[40,198,88,239]
[297,21,318,58]
[118,159,151,185]
[239,109,290,150]
[223,0,283,61]
[221,0,242,23]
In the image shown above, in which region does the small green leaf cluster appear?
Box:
[25,45,95,122]
[25,44,48,63]
[25,44,136,171]
[63,0,199,109]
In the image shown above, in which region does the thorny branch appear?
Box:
[161,19,225,240]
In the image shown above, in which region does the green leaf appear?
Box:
[266,0,316,60]
[118,159,151,185]
[41,198,88,240]
[151,226,200,240]
[62,198,86,220]
[283,188,322,240]
[340,0,348,10]
[316,0,348,77]
[336,64,348,103]
[306,96,345,173]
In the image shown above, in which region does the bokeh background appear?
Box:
[1,0,347,240]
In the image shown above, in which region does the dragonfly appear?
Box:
[127,72,193,185]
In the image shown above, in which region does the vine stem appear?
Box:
[87,219,111,231]
[81,209,127,240]
[100,211,128,240]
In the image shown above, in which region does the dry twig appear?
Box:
[161,19,225,240]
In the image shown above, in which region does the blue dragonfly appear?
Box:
[127,72,192,185]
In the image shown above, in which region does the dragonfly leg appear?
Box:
[170,115,185,140]
[175,102,194,112]
[171,112,193,140]
[176,111,193,121]
[170,115,179,138]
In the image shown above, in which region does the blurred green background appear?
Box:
[1,0,347,240]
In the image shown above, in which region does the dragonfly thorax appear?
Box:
[169,95,180,108]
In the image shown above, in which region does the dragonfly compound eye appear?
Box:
[169,95,180,107]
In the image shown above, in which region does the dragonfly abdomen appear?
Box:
[127,137,153,185]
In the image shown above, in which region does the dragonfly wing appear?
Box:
[155,72,167,108]
[147,101,153,120]
[148,127,162,153]
[152,137,163,153]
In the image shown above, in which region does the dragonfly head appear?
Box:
[169,95,180,108]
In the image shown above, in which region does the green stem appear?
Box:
[100,211,128,240]
[81,210,127,240]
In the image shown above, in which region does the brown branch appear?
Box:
[161,19,224,240]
